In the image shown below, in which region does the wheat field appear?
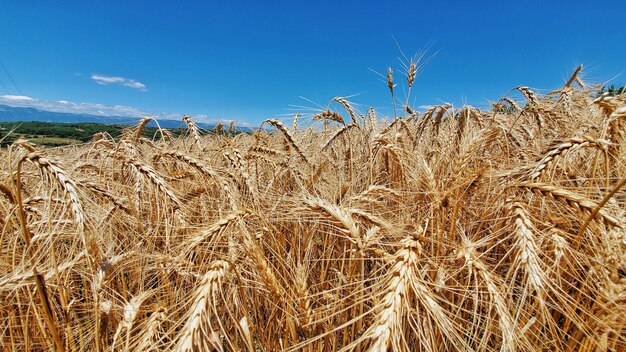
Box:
[1,67,625,351]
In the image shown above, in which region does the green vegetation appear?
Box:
[0,121,176,147]
[599,83,626,96]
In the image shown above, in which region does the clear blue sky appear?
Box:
[0,0,624,125]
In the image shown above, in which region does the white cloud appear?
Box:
[0,95,147,117]
[193,115,253,128]
[418,105,434,110]
[1,95,34,101]
[91,74,147,91]
[0,95,251,126]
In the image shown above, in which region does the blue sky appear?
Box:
[0,1,624,125]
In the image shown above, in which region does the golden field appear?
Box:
[1,67,625,351]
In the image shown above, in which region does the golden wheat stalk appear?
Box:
[528,136,609,180]
[322,124,358,151]
[332,97,359,125]
[248,145,286,158]
[183,115,201,144]
[353,237,465,351]
[83,181,132,215]
[515,86,539,105]
[179,211,243,256]
[155,150,238,210]
[117,154,183,211]
[22,151,84,228]
[173,260,231,352]
[498,97,522,112]
[563,64,584,88]
[135,306,167,351]
[263,119,311,166]
[457,236,517,350]
[367,107,377,130]
[363,237,420,351]
[133,116,154,142]
[510,202,546,302]
[519,182,621,226]
[312,110,346,126]
[112,291,153,350]
[224,149,257,202]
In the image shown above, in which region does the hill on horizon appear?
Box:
[0,104,250,130]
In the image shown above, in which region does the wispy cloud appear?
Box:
[91,74,147,91]
[1,95,34,101]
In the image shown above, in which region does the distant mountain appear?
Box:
[0,104,148,125]
[0,104,253,131]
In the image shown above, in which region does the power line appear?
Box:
[0,59,23,96]
[0,77,10,94]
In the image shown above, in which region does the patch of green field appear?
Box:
[0,121,177,147]
[28,136,83,147]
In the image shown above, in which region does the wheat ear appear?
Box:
[322,124,358,151]
[332,97,358,125]
[357,237,464,351]
[262,119,311,166]
[154,150,237,210]
[182,115,201,144]
[563,64,583,88]
[519,182,621,227]
[312,110,346,126]
[23,151,84,229]
[367,107,377,130]
[117,154,182,210]
[179,211,243,256]
[112,291,153,350]
[173,260,231,352]
[133,117,153,142]
[364,237,420,351]
[515,86,539,105]
[83,181,132,215]
[457,237,517,351]
[528,136,609,180]
[498,97,522,112]
[510,202,546,301]
[136,306,167,351]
